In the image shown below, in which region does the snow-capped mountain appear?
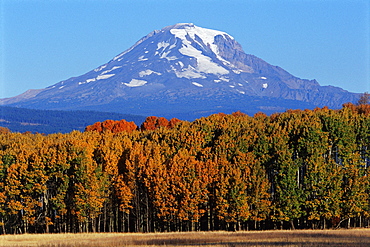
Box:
[0,23,359,119]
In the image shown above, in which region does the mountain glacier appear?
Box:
[0,23,359,119]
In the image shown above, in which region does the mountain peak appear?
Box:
[164,23,195,29]
[0,24,359,119]
[164,23,234,40]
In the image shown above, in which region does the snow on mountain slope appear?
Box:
[0,23,359,119]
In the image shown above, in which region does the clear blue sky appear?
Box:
[1,0,369,99]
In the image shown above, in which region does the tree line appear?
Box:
[0,102,369,234]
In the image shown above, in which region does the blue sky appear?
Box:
[1,0,369,98]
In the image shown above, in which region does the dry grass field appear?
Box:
[1,229,370,247]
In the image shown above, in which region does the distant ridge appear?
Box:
[0,106,146,134]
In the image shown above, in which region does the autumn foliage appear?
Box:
[0,104,370,234]
[140,116,181,130]
[85,117,182,133]
[85,119,137,133]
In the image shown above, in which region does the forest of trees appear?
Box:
[0,102,369,234]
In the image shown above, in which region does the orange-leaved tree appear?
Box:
[85,119,137,133]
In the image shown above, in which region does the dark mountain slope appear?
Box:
[0,106,145,134]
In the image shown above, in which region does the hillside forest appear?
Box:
[0,102,369,234]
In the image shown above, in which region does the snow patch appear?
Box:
[263,83,268,89]
[79,72,116,85]
[169,42,177,50]
[229,85,235,88]
[138,56,148,61]
[220,77,230,82]
[236,89,245,94]
[170,24,233,54]
[97,74,115,80]
[157,41,170,50]
[114,51,129,61]
[101,66,121,75]
[214,79,221,83]
[87,78,96,83]
[59,86,65,89]
[160,51,177,61]
[94,65,107,72]
[260,77,267,80]
[238,83,243,86]
[124,79,148,87]
[166,56,178,61]
[79,79,95,85]
[170,24,234,66]
[192,82,203,87]
[177,42,229,75]
[170,27,229,76]
[139,70,162,77]
[175,67,206,79]
[155,41,178,61]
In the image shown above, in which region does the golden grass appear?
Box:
[1,229,370,247]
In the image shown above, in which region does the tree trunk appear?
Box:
[1,218,6,234]
[347,217,351,228]
[92,218,96,232]
[115,207,119,232]
[103,203,107,232]
[24,220,28,234]
[323,218,326,230]
[359,216,362,228]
